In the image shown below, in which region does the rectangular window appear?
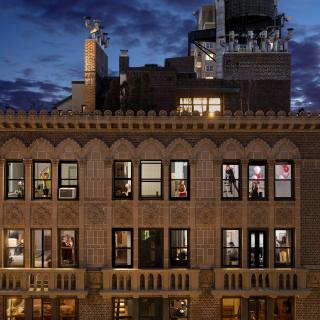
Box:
[248,162,267,200]
[59,230,78,267]
[222,298,241,320]
[274,297,294,320]
[139,229,163,268]
[170,161,189,199]
[248,297,266,320]
[139,298,163,320]
[5,297,25,320]
[169,298,188,319]
[205,65,214,72]
[275,161,293,199]
[32,229,52,268]
[6,161,24,199]
[113,298,133,319]
[5,229,24,267]
[58,162,78,200]
[170,229,189,267]
[140,161,162,199]
[33,161,52,199]
[222,229,241,267]
[222,162,240,199]
[59,298,76,320]
[179,97,221,115]
[114,161,132,199]
[275,229,294,267]
[249,230,267,268]
[113,229,133,268]
[33,298,52,320]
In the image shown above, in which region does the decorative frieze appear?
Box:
[87,206,106,225]
[222,207,242,227]
[275,207,294,226]
[112,205,132,226]
[139,205,163,226]
[31,205,52,226]
[58,205,79,225]
[3,205,24,226]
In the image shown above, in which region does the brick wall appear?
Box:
[79,295,112,320]
[296,290,320,320]
[190,295,221,319]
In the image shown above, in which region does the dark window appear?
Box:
[170,161,189,199]
[248,162,267,200]
[275,161,294,199]
[113,229,133,268]
[6,161,24,199]
[33,161,52,199]
[274,297,294,320]
[275,229,294,267]
[222,229,241,267]
[248,297,266,320]
[59,230,78,267]
[222,298,241,320]
[139,298,163,320]
[58,162,78,200]
[114,161,132,199]
[140,161,162,199]
[170,229,189,267]
[33,298,52,320]
[5,297,25,320]
[32,229,52,268]
[169,298,188,319]
[59,298,76,320]
[113,298,133,319]
[139,229,163,268]
[249,230,267,268]
[222,162,240,199]
[5,229,24,267]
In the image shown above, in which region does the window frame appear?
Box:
[248,297,267,320]
[248,160,268,201]
[221,161,241,200]
[169,298,189,319]
[112,228,134,268]
[6,160,25,200]
[59,297,78,320]
[5,229,25,268]
[58,161,79,200]
[4,296,25,320]
[169,228,190,268]
[58,229,79,268]
[32,297,52,320]
[112,297,134,319]
[33,160,52,200]
[139,228,164,269]
[31,229,52,268]
[221,229,241,268]
[169,160,190,200]
[113,161,133,200]
[221,297,241,320]
[274,160,295,200]
[274,229,294,268]
[139,160,163,200]
[248,229,268,268]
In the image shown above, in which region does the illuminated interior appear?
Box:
[179,97,221,115]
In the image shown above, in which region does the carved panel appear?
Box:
[31,206,52,226]
[196,205,215,226]
[222,207,241,227]
[4,205,24,226]
[87,206,106,225]
[199,270,213,289]
[275,207,294,226]
[87,271,102,290]
[113,206,133,226]
[170,206,189,226]
[139,206,163,226]
[248,206,269,226]
[58,205,79,226]
[307,271,320,288]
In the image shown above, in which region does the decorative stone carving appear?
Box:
[87,206,106,225]
[170,206,189,226]
[113,206,132,226]
[58,205,79,225]
[31,206,51,226]
[222,207,241,227]
[307,271,320,288]
[199,270,214,289]
[197,205,215,225]
[248,206,269,226]
[139,206,163,226]
[87,271,102,290]
[4,205,24,226]
[275,207,294,226]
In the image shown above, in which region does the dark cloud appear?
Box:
[22,68,34,77]
[36,54,63,63]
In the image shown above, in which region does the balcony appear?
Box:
[213,268,310,297]
[102,269,200,298]
[0,268,87,298]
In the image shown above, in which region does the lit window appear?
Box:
[222,229,241,267]
[33,298,52,320]
[59,230,78,267]
[170,161,189,199]
[5,229,24,267]
[140,161,162,199]
[139,229,163,268]
[205,65,214,72]
[33,161,52,199]
[169,298,188,319]
[5,297,25,320]
[170,229,189,267]
[32,229,52,268]
[59,299,76,320]
[205,53,215,61]
[275,229,294,267]
[222,162,240,199]
[222,298,241,320]
[179,97,220,115]
[248,162,267,200]
[205,42,214,49]
[59,162,78,200]
[113,298,133,319]
[275,161,293,199]
[249,297,266,320]
[6,161,24,199]
[114,161,132,199]
[113,229,133,268]
[274,298,294,319]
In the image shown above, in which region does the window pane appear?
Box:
[222,298,241,318]
[171,162,188,180]
[274,298,294,320]
[7,180,25,198]
[249,164,266,199]
[60,230,77,267]
[34,162,51,198]
[141,162,161,179]
[33,298,52,320]
[6,297,25,320]
[222,164,240,198]
[141,182,161,197]
[222,230,240,266]
[114,230,132,267]
[275,162,292,198]
[32,230,52,268]
[34,162,51,179]
[6,230,24,267]
[275,163,292,180]
[113,298,134,319]
[59,299,76,319]
[139,230,163,268]
[61,163,78,181]
[139,298,163,319]
[169,299,188,319]
[171,161,188,198]
[7,162,24,198]
[275,181,291,198]
[114,180,132,198]
[170,230,188,266]
[275,230,293,266]
[115,162,132,179]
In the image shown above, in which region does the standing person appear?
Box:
[225,165,239,196]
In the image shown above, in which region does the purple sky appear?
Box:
[0,0,319,111]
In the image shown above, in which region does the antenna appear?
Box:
[83,17,110,49]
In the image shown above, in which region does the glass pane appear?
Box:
[223,248,240,266]
[113,298,134,319]
[274,298,294,320]
[7,180,25,198]
[6,297,25,319]
[34,162,51,179]
[60,299,76,319]
[275,163,292,180]
[60,230,76,267]
[140,230,163,268]
[115,249,132,266]
[222,298,241,316]
[114,180,132,198]
[141,162,161,179]
[222,164,240,198]
[61,163,78,180]
[141,182,161,197]
[8,162,24,179]
[171,162,188,180]
[33,298,42,320]
[114,230,132,266]
[169,299,188,319]
[171,230,188,247]
[249,165,265,180]
[33,299,52,320]
[275,181,291,198]
[7,230,24,267]
[223,230,239,247]
[171,180,188,198]
[249,180,265,199]
[275,230,292,247]
[115,162,132,179]
[33,230,52,268]
[7,162,24,198]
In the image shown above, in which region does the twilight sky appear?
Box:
[0,0,319,111]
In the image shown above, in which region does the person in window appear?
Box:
[250,181,259,199]
[178,180,187,197]
[276,235,289,264]
[122,183,131,197]
[62,234,74,264]
[225,165,239,196]
[228,242,238,264]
